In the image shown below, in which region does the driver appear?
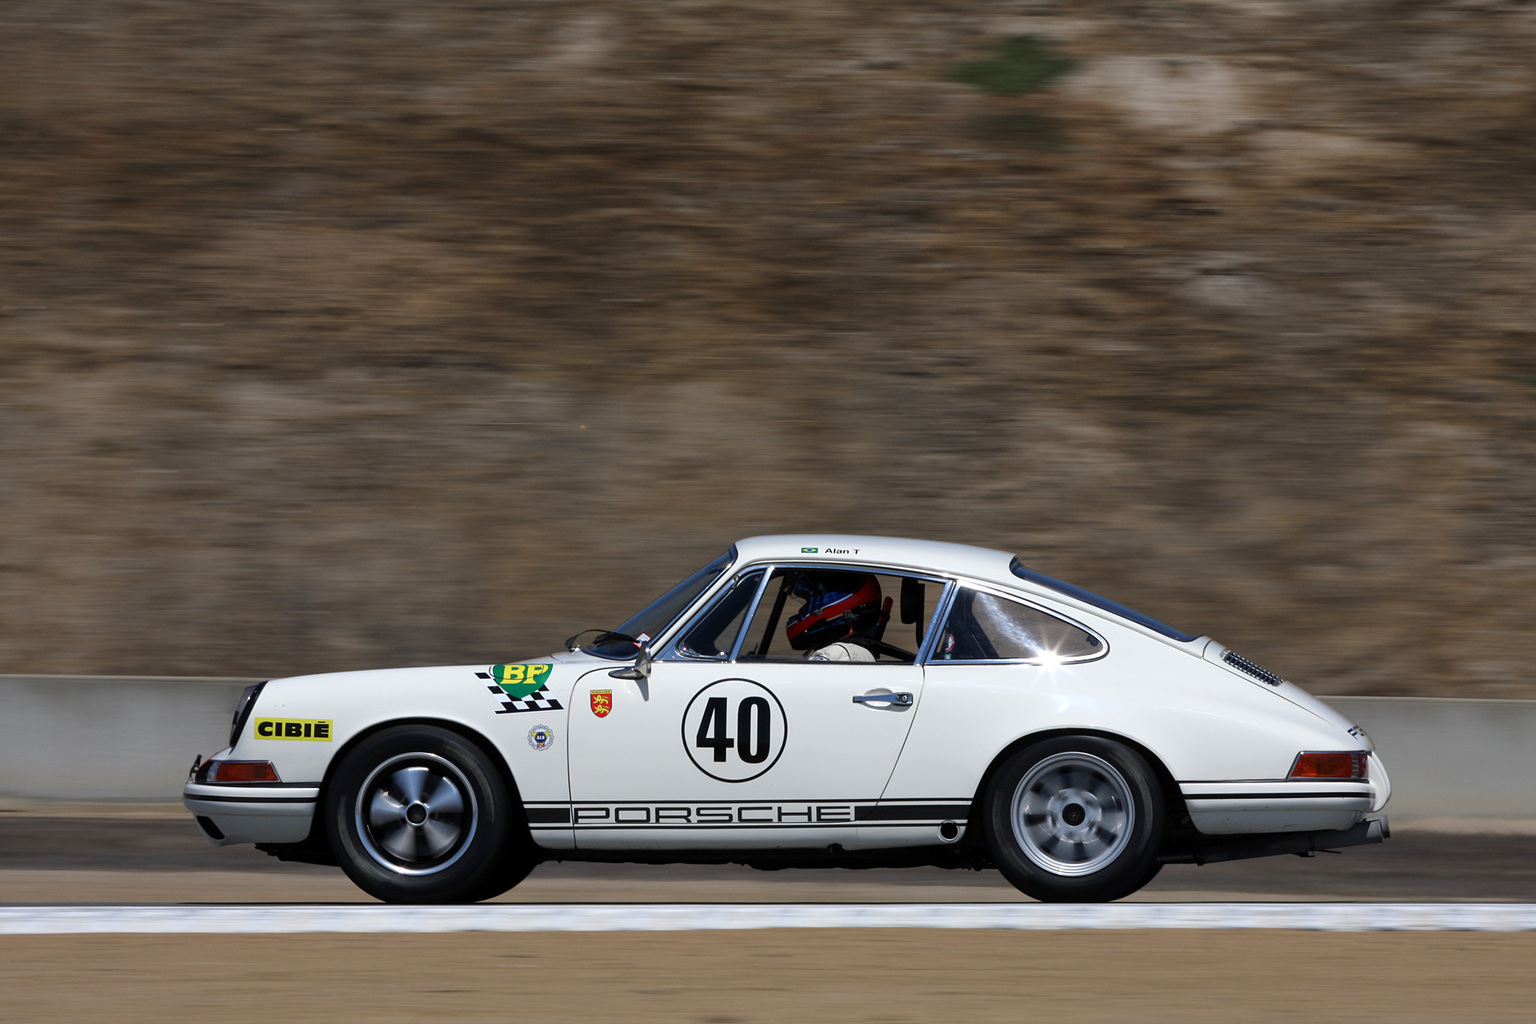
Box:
[784,572,885,662]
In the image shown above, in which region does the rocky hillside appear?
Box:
[2,0,1533,695]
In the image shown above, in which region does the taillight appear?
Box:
[1288,751,1368,780]
[196,760,281,784]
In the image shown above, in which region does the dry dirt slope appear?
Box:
[8,932,1536,1024]
[1,0,1533,694]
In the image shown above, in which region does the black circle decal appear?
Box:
[681,678,788,783]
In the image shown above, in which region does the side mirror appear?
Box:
[608,645,653,681]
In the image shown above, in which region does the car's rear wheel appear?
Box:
[325,724,536,903]
[984,736,1164,902]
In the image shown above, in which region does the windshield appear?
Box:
[582,548,735,657]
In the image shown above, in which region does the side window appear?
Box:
[675,570,765,660]
[931,588,1102,663]
[736,567,938,664]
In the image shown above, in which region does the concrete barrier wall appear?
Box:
[1325,696,1536,821]
[1,677,1532,818]
[0,675,257,802]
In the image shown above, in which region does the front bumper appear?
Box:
[183,781,318,846]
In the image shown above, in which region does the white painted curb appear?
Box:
[4,903,1536,934]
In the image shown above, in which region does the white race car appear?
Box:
[184,535,1389,903]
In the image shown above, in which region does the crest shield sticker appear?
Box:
[590,689,613,718]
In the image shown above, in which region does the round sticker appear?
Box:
[680,679,787,783]
[527,724,555,751]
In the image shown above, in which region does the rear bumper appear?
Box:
[183,782,318,846]
[1181,763,1387,835]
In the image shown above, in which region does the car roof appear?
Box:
[730,534,1204,646]
[732,534,1018,589]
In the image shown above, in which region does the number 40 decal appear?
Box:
[696,695,772,764]
[682,679,788,782]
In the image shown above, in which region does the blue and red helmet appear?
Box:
[785,572,883,651]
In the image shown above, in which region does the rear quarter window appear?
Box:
[1008,558,1199,643]
[931,588,1103,663]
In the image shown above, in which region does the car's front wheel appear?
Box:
[984,736,1165,902]
[325,724,535,903]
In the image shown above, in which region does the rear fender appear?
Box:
[967,728,1190,839]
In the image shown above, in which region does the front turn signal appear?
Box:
[1288,751,1368,780]
[197,760,281,784]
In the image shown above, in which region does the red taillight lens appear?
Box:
[201,760,281,784]
[1288,751,1368,780]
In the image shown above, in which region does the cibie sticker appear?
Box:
[680,679,787,783]
[488,663,554,699]
[254,718,333,741]
[590,689,613,718]
[527,724,555,751]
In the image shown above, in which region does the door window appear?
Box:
[736,567,940,664]
[673,570,765,660]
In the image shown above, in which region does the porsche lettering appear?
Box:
[572,804,856,826]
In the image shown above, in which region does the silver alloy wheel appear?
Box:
[1010,751,1135,877]
[354,752,479,876]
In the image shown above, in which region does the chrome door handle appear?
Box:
[853,692,913,706]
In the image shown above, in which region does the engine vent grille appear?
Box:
[1224,650,1283,686]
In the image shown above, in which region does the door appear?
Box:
[881,583,1112,846]
[566,564,944,850]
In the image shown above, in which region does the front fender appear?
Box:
[226,660,578,811]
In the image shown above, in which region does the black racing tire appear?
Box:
[984,736,1165,903]
[324,724,536,904]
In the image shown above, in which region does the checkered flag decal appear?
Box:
[477,672,564,715]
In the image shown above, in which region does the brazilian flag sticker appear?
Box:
[489,663,554,699]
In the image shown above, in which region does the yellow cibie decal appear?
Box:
[254,718,334,741]
[490,663,553,699]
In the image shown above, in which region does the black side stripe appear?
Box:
[184,795,316,804]
[1184,791,1370,801]
[562,797,970,806]
[522,805,970,824]
[855,804,971,822]
[190,782,319,790]
[555,822,957,831]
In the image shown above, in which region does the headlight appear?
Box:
[229,681,268,749]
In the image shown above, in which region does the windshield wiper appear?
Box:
[565,628,643,654]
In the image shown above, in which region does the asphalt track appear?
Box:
[3,815,1534,906]
[4,816,1534,1022]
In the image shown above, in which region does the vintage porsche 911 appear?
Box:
[184,535,1390,903]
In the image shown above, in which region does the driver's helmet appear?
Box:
[785,572,882,651]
